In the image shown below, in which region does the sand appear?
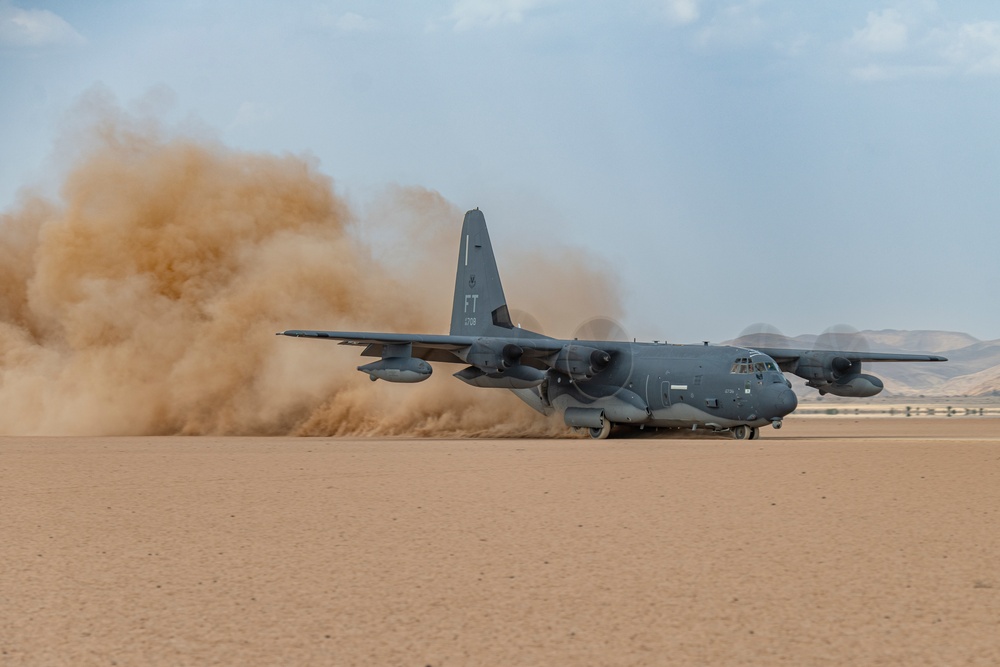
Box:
[2,418,999,666]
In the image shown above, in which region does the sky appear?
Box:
[1,0,999,344]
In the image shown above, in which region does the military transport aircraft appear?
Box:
[278,209,946,439]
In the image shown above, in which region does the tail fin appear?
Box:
[450,209,518,337]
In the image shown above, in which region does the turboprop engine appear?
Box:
[454,364,546,389]
[795,352,857,383]
[358,357,432,383]
[796,352,884,397]
[465,340,525,371]
[455,340,546,388]
[552,344,611,382]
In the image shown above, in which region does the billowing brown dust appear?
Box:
[0,99,621,436]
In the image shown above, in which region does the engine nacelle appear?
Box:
[358,357,432,383]
[794,352,862,383]
[465,341,524,371]
[821,373,884,397]
[454,364,546,389]
[552,344,611,382]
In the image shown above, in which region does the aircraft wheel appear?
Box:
[732,425,750,440]
[749,427,760,440]
[589,421,612,440]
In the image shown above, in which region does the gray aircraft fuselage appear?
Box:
[538,340,798,431]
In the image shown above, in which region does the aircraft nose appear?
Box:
[762,385,798,418]
[777,387,798,415]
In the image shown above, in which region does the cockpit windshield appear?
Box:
[730,355,778,374]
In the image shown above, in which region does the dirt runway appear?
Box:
[2,419,999,666]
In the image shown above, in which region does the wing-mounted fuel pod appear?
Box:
[358,343,432,383]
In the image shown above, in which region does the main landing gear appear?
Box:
[589,421,612,440]
[731,425,760,440]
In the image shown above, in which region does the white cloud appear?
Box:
[849,63,945,81]
[937,21,1000,75]
[337,12,376,32]
[445,0,548,31]
[662,0,699,25]
[774,32,812,58]
[696,1,766,48]
[848,8,1000,81]
[851,8,909,53]
[316,9,377,33]
[0,3,85,47]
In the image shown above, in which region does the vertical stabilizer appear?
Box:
[450,209,516,337]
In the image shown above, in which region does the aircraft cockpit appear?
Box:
[730,354,788,385]
[729,356,778,374]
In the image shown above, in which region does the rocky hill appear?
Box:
[863,330,1000,396]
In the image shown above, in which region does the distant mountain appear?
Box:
[730,329,1000,397]
[938,365,1000,397]
[864,331,1000,396]
[859,329,981,354]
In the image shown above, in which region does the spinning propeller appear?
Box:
[812,324,870,357]
[733,322,872,357]
[732,322,797,350]
[503,311,635,399]
[569,316,634,401]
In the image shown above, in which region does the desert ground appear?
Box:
[2,418,999,666]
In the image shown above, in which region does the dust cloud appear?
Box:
[0,95,622,437]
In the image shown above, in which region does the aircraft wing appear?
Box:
[277,329,569,366]
[749,346,947,397]
[279,329,476,347]
[279,330,475,364]
[755,347,948,367]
